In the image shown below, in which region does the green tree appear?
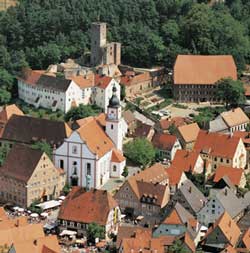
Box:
[31,141,53,159]
[168,124,177,135]
[124,138,156,167]
[62,183,71,196]
[120,84,126,101]
[215,78,245,108]
[64,104,101,122]
[169,240,189,253]
[121,167,129,178]
[0,88,11,105]
[87,222,105,244]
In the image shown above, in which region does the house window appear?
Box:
[60,160,64,169]
[111,124,114,130]
[113,165,117,172]
[220,158,223,162]
[87,163,91,175]
[72,145,77,154]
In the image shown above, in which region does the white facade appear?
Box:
[193,155,204,174]
[232,139,247,169]
[106,106,123,151]
[53,88,126,188]
[18,79,83,113]
[53,131,126,189]
[18,74,121,113]
[94,79,121,112]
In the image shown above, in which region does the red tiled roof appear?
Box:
[0,104,24,123]
[152,133,177,151]
[0,207,7,221]
[174,55,237,85]
[58,187,118,226]
[163,209,183,225]
[171,149,200,173]
[112,149,125,163]
[76,116,114,157]
[71,74,95,89]
[184,232,196,252]
[203,212,241,247]
[17,70,45,86]
[194,130,241,159]
[160,117,187,130]
[221,108,249,128]
[213,166,244,186]
[165,166,184,186]
[241,228,250,249]
[177,123,200,143]
[95,74,112,89]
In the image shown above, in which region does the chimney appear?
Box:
[15,219,19,227]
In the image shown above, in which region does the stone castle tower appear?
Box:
[90,22,121,67]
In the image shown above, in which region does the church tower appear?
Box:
[106,85,123,151]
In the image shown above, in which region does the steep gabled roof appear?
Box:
[0,104,24,123]
[36,75,72,92]
[2,115,71,146]
[58,187,118,226]
[203,212,241,247]
[132,163,168,184]
[171,149,201,173]
[152,133,177,151]
[221,108,249,128]
[76,116,114,157]
[177,123,200,143]
[95,74,112,89]
[70,74,95,89]
[174,55,237,85]
[194,130,241,159]
[12,235,60,253]
[0,144,43,183]
[178,179,206,213]
[0,223,45,247]
[213,166,244,186]
[215,187,246,219]
[17,70,45,86]
[241,228,250,249]
[112,149,125,163]
[163,202,194,225]
[165,165,184,186]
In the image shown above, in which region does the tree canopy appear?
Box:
[124,138,156,167]
[0,0,249,103]
[215,78,245,108]
[87,223,105,244]
[64,104,101,122]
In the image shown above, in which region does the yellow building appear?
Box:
[0,144,66,208]
[0,0,17,11]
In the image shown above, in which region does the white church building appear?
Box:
[53,86,127,189]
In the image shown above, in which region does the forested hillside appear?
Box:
[0,0,250,104]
